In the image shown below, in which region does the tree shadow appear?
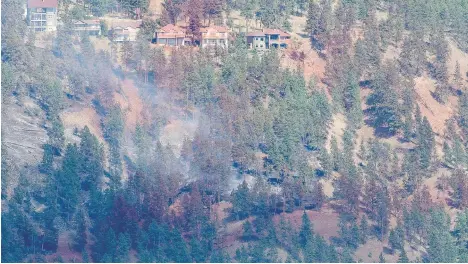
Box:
[363,118,396,139]
[430,91,445,104]
[382,246,393,255]
[297,33,309,39]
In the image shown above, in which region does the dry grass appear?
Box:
[159,118,199,157]
[45,231,82,263]
[61,106,111,169]
[448,40,468,86]
[61,107,103,141]
[354,239,399,263]
[90,36,112,53]
[114,79,144,130]
[326,113,347,149]
[272,205,340,241]
[148,0,164,17]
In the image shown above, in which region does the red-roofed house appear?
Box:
[246,28,291,50]
[200,26,229,48]
[154,24,189,46]
[27,0,58,32]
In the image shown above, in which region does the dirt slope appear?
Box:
[2,98,48,167]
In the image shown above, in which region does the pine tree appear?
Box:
[366,63,402,135]
[299,211,313,248]
[187,0,203,40]
[389,223,405,252]
[162,0,180,24]
[79,126,104,191]
[342,69,363,129]
[115,232,131,262]
[459,92,468,139]
[340,246,355,262]
[454,210,468,252]
[167,228,190,262]
[379,252,385,263]
[399,31,426,78]
[417,117,435,170]
[56,144,81,221]
[359,215,369,244]
[190,237,205,262]
[427,209,457,263]
[231,180,251,220]
[39,144,55,175]
[443,140,454,167]
[203,0,224,26]
[48,117,65,155]
[243,220,255,241]
[318,148,332,176]
[330,136,341,171]
[306,0,321,45]
[210,249,231,263]
[239,0,255,31]
[402,83,415,141]
[453,61,462,88]
[312,181,325,209]
[235,246,249,263]
[452,136,467,169]
[307,0,333,51]
[72,209,87,252]
[451,169,468,208]
[398,249,409,263]
[82,250,90,262]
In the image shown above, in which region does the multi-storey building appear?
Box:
[27,0,58,32]
[72,19,101,35]
[110,20,141,42]
[154,24,188,46]
[246,28,291,50]
[200,26,229,48]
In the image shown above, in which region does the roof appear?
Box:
[247,28,291,37]
[28,0,58,8]
[110,20,142,29]
[200,26,229,33]
[73,19,100,25]
[158,24,185,34]
[82,19,100,25]
[246,31,266,37]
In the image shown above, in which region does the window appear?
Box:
[167,38,176,46]
[261,38,263,41]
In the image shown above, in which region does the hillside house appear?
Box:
[153,24,189,46]
[72,19,101,35]
[247,29,291,50]
[200,26,229,48]
[27,0,58,32]
[110,20,141,42]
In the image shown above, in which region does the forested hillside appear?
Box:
[2,0,468,262]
